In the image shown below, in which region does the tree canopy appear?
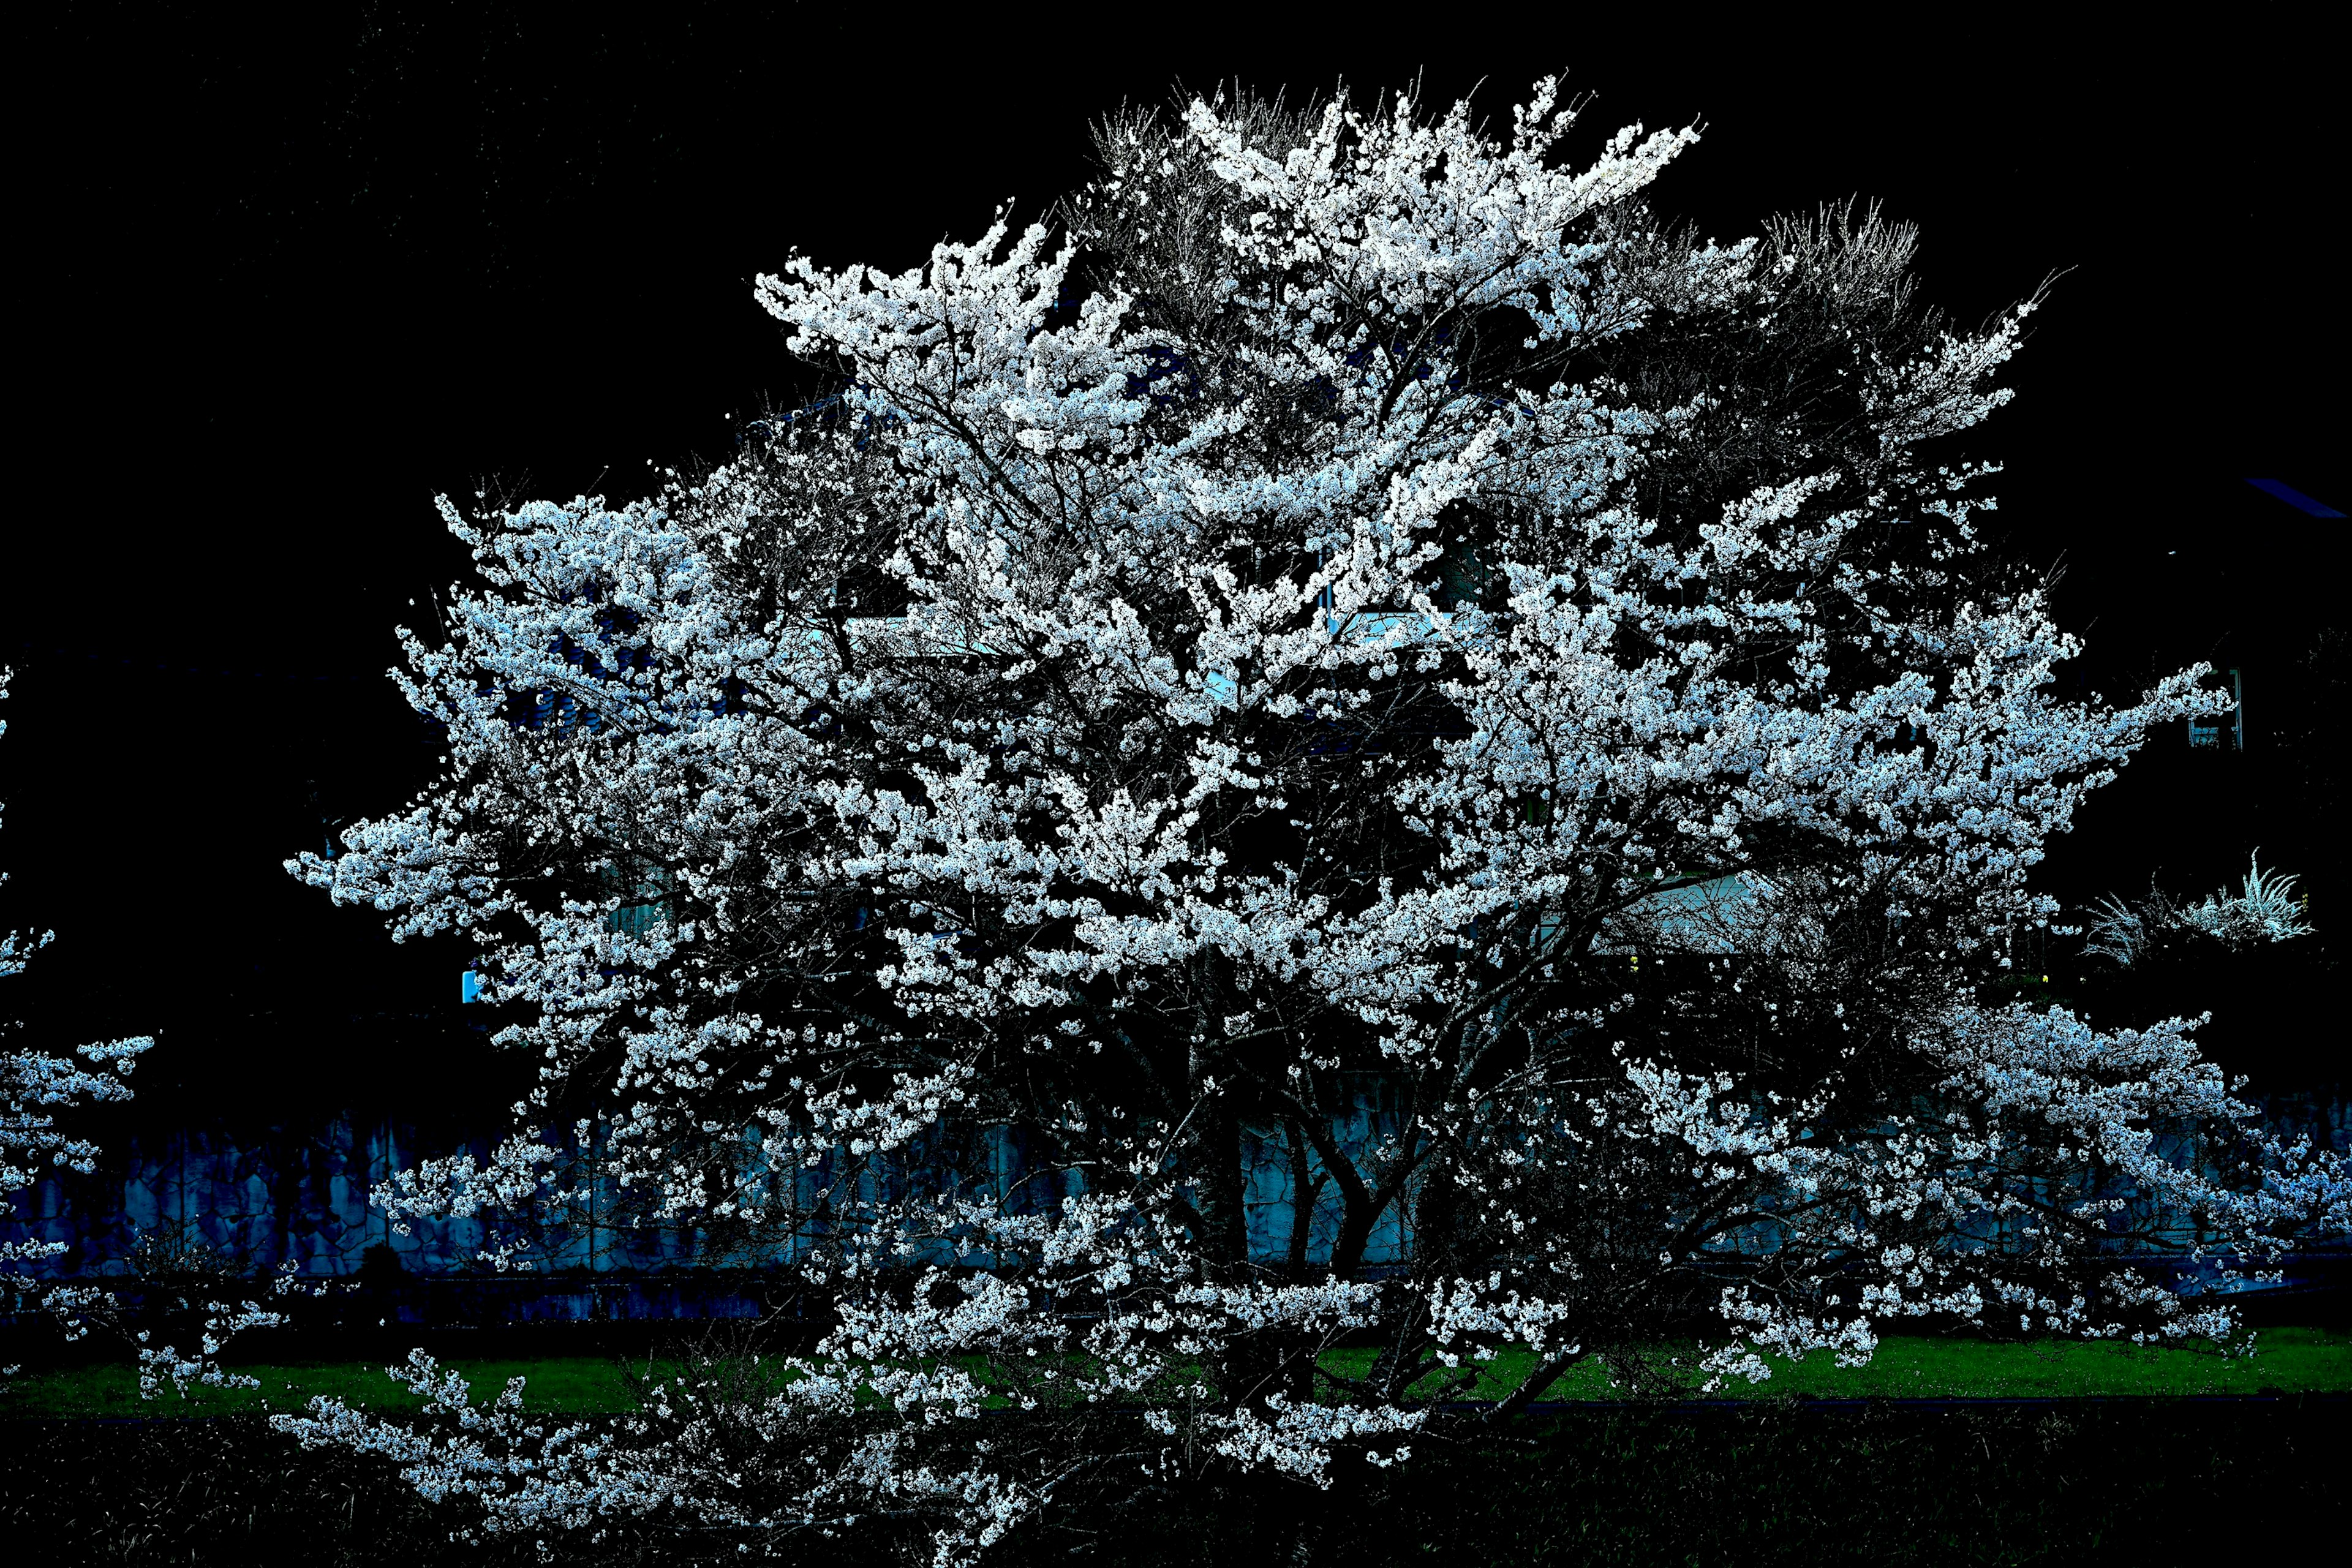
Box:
[285,79,2348,1561]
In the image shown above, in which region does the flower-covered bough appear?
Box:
[6,672,306,1397]
[2,673,152,1307]
[284,79,2346,1561]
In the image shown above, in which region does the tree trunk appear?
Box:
[1283,1117,1324,1281]
[1186,1038,1249,1278]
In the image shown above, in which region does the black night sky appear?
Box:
[9,5,2344,1118]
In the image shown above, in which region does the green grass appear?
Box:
[7,1328,2346,1418]
[1321,1325,2352,1401]
[0,1357,648,1419]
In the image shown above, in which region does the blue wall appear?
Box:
[5,1090,2339,1291]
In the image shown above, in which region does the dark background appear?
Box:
[7,2,2343,1118]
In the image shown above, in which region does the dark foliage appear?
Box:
[4,1402,2342,1566]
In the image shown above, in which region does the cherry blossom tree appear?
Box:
[2,673,150,1276]
[283,79,2348,1561]
[3,673,299,1397]
[2,671,151,1373]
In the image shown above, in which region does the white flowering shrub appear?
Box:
[2177,854,2315,949]
[284,80,2348,1560]
[2084,852,2315,967]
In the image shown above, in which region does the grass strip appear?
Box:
[1321,1325,2352,1401]
[6,1327,2345,1419]
[0,1357,646,1419]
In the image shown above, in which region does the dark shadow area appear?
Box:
[2,1401,2342,1565]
